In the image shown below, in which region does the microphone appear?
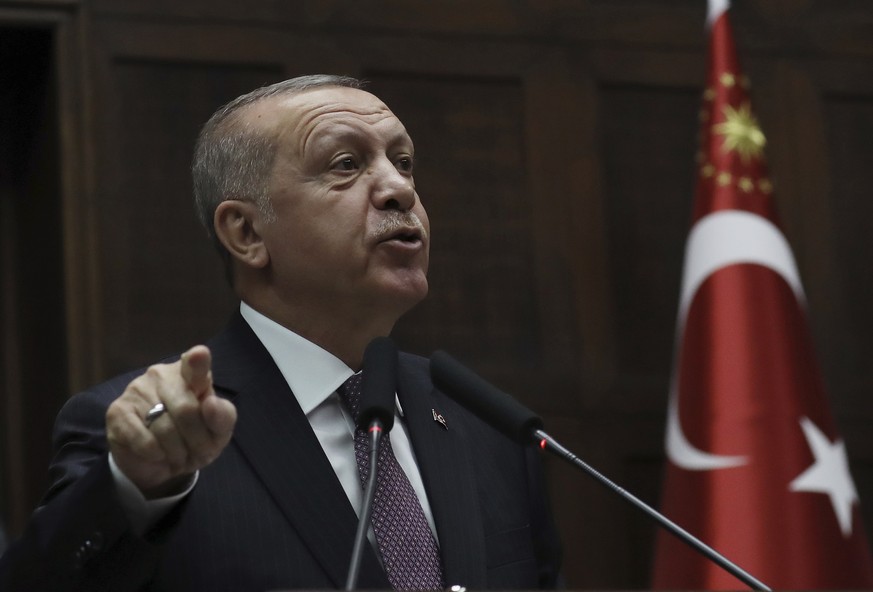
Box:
[429,349,543,443]
[344,337,398,591]
[359,337,397,432]
[429,350,771,592]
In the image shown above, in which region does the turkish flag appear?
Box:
[651,2,873,589]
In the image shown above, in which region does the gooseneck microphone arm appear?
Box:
[344,337,398,591]
[534,430,770,591]
[429,350,771,592]
[345,419,385,591]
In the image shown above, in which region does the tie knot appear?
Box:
[337,372,363,421]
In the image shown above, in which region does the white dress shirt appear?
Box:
[111,302,437,542]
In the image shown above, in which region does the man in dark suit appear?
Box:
[0,74,562,591]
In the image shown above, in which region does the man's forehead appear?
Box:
[279,86,389,115]
[245,86,398,133]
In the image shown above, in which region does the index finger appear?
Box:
[179,345,212,399]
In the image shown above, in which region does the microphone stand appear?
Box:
[344,421,385,591]
[535,430,772,591]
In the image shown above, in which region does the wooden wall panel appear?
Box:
[533,52,703,587]
[600,84,698,391]
[92,58,277,373]
[824,94,873,402]
[0,24,66,532]
[521,58,614,410]
[83,0,707,49]
[0,5,88,535]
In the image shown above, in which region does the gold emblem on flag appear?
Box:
[714,102,767,162]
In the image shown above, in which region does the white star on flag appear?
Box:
[789,416,859,537]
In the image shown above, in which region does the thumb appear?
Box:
[180,345,213,399]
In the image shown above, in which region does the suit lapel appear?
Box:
[207,314,389,589]
[397,355,488,589]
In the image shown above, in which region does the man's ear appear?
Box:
[214,200,270,269]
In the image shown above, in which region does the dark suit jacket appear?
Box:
[0,313,562,591]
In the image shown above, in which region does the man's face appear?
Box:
[249,86,430,318]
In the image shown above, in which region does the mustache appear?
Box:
[371,210,428,241]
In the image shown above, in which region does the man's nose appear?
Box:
[370,158,416,211]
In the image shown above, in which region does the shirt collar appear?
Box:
[239,302,353,414]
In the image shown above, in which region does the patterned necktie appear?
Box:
[337,373,446,590]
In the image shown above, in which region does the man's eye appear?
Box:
[333,157,357,171]
[396,156,414,173]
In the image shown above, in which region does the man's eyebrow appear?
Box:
[381,125,415,150]
[302,125,364,153]
[303,123,413,154]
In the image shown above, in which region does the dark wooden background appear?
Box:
[2,0,872,587]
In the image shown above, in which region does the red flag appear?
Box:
[652,1,873,588]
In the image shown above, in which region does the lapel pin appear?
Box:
[432,409,448,430]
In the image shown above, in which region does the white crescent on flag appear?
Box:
[666,209,805,470]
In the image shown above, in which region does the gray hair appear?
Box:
[191,74,365,271]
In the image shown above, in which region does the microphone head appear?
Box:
[360,337,398,431]
[429,350,543,445]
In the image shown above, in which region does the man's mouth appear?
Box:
[382,227,423,244]
[372,212,428,249]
